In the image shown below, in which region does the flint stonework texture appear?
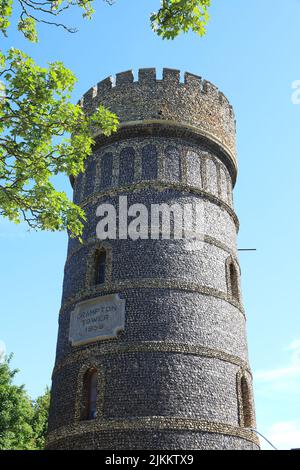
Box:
[46,68,259,450]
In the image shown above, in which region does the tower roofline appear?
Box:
[79,68,237,167]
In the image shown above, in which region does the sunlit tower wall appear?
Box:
[46,68,259,450]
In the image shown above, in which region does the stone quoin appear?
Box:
[46,68,259,450]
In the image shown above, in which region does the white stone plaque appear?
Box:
[69,294,125,346]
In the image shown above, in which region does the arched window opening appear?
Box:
[164,146,181,182]
[142,144,158,180]
[229,260,239,302]
[205,158,218,196]
[81,368,97,421]
[241,376,253,428]
[95,249,106,285]
[119,147,135,185]
[186,151,202,188]
[100,152,113,189]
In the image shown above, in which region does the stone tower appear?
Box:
[46,68,259,450]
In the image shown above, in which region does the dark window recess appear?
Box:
[84,162,95,199]
[119,147,135,185]
[165,146,181,182]
[142,144,158,180]
[100,152,113,189]
[81,368,97,421]
[88,370,97,420]
[95,249,106,285]
[229,261,239,301]
[241,376,253,428]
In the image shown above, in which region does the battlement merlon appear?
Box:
[79,68,237,173]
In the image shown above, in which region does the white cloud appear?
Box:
[260,421,300,450]
[254,341,300,450]
[255,340,300,384]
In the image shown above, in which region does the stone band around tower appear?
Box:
[79,68,237,183]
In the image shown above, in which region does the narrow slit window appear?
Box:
[229,261,239,301]
[95,249,106,285]
[88,370,97,420]
[241,376,253,428]
[81,368,97,421]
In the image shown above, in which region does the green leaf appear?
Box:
[17,17,38,43]
[151,0,211,39]
[0,49,118,238]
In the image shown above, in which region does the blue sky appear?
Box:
[1,0,300,450]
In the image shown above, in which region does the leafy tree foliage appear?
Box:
[0,48,118,238]
[0,0,97,41]
[0,355,50,450]
[31,387,50,450]
[151,0,211,39]
[0,355,34,449]
[0,0,211,238]
[0,1,211,41]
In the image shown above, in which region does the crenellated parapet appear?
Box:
[79,68,237,173]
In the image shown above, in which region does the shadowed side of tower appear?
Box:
[46,68,259,450]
